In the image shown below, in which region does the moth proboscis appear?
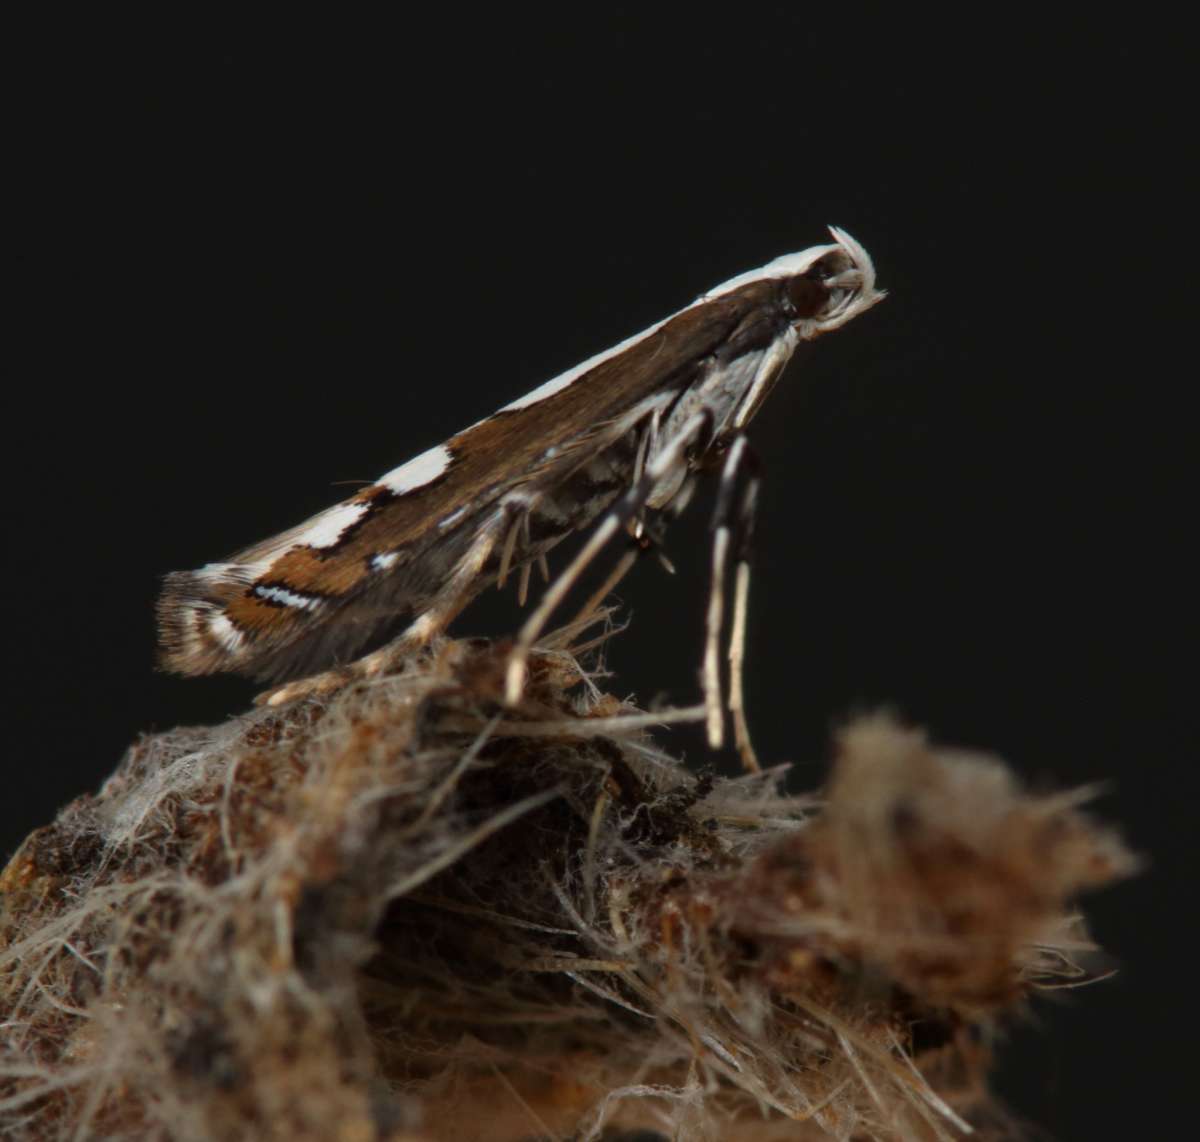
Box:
[158,228,884,768]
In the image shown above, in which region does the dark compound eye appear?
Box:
[786,272,829,317]
[787,251,852,317]
[804,251,841,282]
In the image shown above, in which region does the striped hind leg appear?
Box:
[702,433,763,771]
[504,411,713,706]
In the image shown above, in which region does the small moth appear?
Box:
[158,228,882,762]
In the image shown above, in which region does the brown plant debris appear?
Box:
[1,622,1135,1140]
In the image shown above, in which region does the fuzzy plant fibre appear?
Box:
[1,619,1134,1140]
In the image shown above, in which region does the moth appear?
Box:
[158,228,882,764]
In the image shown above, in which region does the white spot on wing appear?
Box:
[254,584,323,612]
[371,551,399,572]
[195,562,239,584]
[207,613,246,654]
[438,505,468,530]
[378,444,454,495]
[195,559,274,585]
[295,501,369,548]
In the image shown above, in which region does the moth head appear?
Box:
[698,229,879,337]
[779,227,885,339]
[701,228,884,338]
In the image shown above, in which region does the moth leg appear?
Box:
[257,665,352,707]
[702,434,762,771]
[567,541,640,630]
[703,527,731,751]
[568,404,671,629]
[259,514,506,707]
[362,514,507,670]
[703,441,742,751]
[728,461,762,772]
[515,510,538,604]
[505,410,712,706]
[496,502,524,589]
[583,408,673,614]
[517,559,533,608]
[630,405,662,541]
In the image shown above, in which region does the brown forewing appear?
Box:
[232,278,787,595]
[165,277,793,678]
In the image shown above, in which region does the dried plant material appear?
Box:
[0,626,1134,1141]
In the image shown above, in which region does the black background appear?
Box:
[11,12,1189,1138]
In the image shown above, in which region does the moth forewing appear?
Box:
[157,228,882,724]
